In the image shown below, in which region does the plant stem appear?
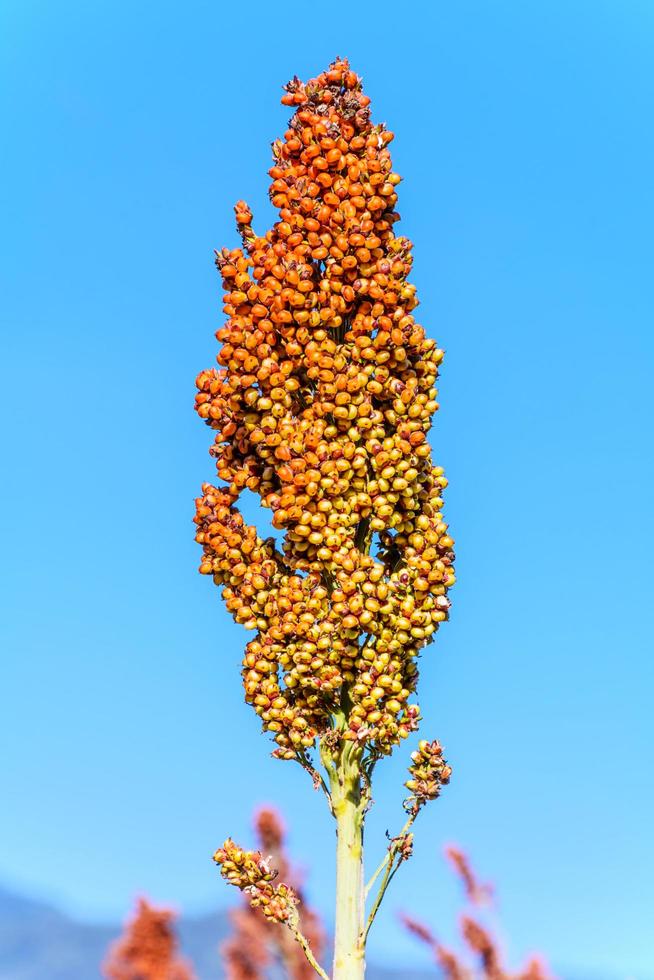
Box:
[361,855,401,947]
[362,813,417,944]
[330,742,366,979]
[364,849,391,901]
[288,918,331,980]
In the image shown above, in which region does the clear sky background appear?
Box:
[1,1,653,977]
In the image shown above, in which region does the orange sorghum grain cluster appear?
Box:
[195,57,455,757]
[254,805,286,855]
[213,838,298,923]
[404,738,452,814]
[103,899,195,980]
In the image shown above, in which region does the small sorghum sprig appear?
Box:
[221,807,327,980]
[215,835,330,979]
[404,739,452,816]
[213,838,298,924]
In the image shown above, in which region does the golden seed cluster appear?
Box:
[195,57,455,756]
[404,739,452,814]
[213,839,298,924]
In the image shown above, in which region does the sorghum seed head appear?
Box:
[196,57,455,756]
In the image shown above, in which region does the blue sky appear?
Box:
[1,1,653,976]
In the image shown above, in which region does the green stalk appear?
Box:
[329,741,366,979]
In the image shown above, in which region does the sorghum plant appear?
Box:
[195,57,455,978]
[103,898,195,980]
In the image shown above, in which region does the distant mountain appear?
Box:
[0,885,116,980]
[0,884,633,980]
[0,885,436,980]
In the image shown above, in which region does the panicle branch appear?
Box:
[404,738,452,816]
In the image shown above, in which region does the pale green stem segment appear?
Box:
[288,916,331,980]
[319,708,417,976]
[362,813,417,944]
[326,739,366,980]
